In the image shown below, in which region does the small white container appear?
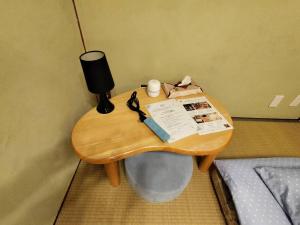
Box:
[147,80,161,97]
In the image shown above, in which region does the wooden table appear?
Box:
[72,88,233,187]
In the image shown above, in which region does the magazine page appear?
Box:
[178,97,233,135]
[146,99,198,143]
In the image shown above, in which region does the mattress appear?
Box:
[210,165,239,225]
[212,157,300,225]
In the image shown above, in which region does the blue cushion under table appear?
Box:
[125,151,193,203]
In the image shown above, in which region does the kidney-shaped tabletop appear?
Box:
[71,88,233,167]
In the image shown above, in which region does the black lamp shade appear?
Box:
[79,51,114,93]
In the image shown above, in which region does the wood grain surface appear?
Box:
[72,88,233,164]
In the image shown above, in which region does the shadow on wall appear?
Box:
[0,138,78,225]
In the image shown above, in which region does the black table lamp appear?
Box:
[80,50,115,114]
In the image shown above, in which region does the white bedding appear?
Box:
[214,157,300,225]
[255,167,300,225]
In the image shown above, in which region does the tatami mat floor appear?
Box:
[55,119,300,225]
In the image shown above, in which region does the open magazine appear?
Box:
[146,97,233,143]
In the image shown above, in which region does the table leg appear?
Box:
[104,161,120,187]
[198,154,216,172]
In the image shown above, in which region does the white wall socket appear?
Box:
[289,95,300,107]
[269,95,284,107]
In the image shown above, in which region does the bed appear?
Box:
[211,157,300,225]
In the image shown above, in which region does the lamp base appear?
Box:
[97,92,115,114]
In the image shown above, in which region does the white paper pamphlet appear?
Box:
[178,97,233,135]
[146,99,198,143]
[146,97,233,143]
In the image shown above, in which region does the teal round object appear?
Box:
[125,151,193,203]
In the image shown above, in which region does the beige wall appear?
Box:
[0,1,299,224]
[0,1,93,225]
[77,0,300,118]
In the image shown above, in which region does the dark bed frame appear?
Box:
[210,165,240,225]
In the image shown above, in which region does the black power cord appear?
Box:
[127,91,147,122]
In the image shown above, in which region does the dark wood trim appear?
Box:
[232,117,299,122]
[53,160,81,225]
[72,0,86,52]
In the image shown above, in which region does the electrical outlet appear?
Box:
[269,95,284,107]
[289,95,300,107]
